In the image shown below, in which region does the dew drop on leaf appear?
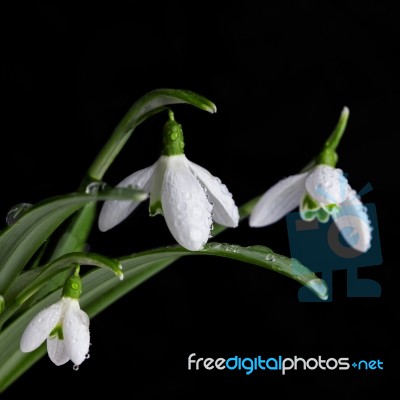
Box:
[6,203,33,226]
[85,181,107,194]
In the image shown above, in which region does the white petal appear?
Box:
[47,337,70,366]
[188,161,239,227]
[161,155,212,251]
[98,164,155,232]
[305,165,348,206]
[149,156,169,215]
[20,300,63,353]
[249,172,308,227]
[332,186,372,252]
[63,300,90,366]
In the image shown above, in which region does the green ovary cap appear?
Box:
[62,267,82,299]
[161,110,185,156]
[318,148,338,167]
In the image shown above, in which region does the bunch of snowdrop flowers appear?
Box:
[7,91,371,376]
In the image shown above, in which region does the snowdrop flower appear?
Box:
[249,164,372,253]
[20,271,90,367]
[99,110,239,251]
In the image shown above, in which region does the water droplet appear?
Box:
[176,202,187,212]
[85,181,107,194]
[73,365,79,371]
[6,203,33,225]
[265,254,276,262]
[72,283,79,290]
[206,242,222,250]
[307,279,329,300]
[226,244,239,253]
[179,140,185,149]
[85,353,90,359]
[220,184,229,195]
[170,131,178,140]
[324,181,333,188]
[215,177,222,184]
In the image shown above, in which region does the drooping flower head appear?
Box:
[249,107,372,253]
[20,268,90,367]
[99,110,239,251]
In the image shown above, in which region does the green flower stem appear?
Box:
[324,106,349,152]
[87,89,216,181]
[0,189,145,296]
[50,89,217,265]
[318,106,349,166]
[0,252,122,330]
[0,193,328,392]
[49,202,97,261]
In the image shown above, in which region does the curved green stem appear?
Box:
[87,89,216,181]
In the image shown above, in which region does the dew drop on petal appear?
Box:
[176,202,187,212]
[85,353,90,359]
[6,203,33,225]
[192,206,203,218]
[73,365,79,371]
[220,184,229,195]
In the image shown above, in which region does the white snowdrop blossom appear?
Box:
[20,296,90,366]
[249,164,372,252]
[98,112,239,251]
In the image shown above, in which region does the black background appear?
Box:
[0,1,396,398]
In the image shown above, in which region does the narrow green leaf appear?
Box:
[0,191,327,392]
[49,202,97,260]
[0,258,171,392]
[2,252,122,317]
[117,244,327,300]
[0,188,147,295]
[0,238,327,391]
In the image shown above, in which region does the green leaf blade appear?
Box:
[0,188,146,295]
